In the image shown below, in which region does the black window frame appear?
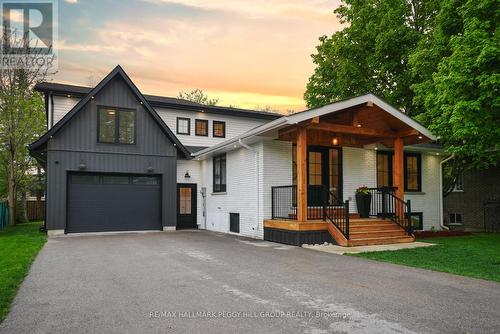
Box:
[213,121,226,138]
[375,151,422,192]
[97,107,137,145]
[449,213,463,224]
[176,117,191,135]
[213,154,227,193]
[408,212,423,230]
[195,119,209,137]
[404,152,422,192]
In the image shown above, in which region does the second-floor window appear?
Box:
[195,119,208,136]
[98,108,135,144]
[176,117,190,135]
[213,121,226,138]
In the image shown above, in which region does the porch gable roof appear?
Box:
[194,93,437,159]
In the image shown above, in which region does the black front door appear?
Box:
[177,183,197,229]
[307,147,342,206]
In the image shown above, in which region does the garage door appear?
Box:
[67,173,162,233]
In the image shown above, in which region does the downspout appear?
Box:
[238,138,260,230]
[439,154,455,230]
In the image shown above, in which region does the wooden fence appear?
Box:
[27,200,45,221]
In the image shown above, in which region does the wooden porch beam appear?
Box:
[397,128,419,138]
[296,126,308,222]
[307,122,398,138]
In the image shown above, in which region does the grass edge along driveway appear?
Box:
[349,233,500,282]
[0,222,46,323]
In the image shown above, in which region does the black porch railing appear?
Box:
[367,187,413,235]
[271,185,297,220]
[271,185,350,239]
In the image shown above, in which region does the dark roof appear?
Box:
[185,146,210,154]
[35,82,282,120]
[29,65,191,158]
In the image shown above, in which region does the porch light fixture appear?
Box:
[418,135,423,139]
[332,137,339,146]
[184,170,191,178]
[356,124,362,127]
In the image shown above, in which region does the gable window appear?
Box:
[376,152,422,192]
[213,154,226,193]
[98,108,135,144]
[195,119,208,136]
[404,153,422,192]
[176,117,190,135]
[213,121,226,138]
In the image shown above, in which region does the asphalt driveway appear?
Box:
[1,231,499,334]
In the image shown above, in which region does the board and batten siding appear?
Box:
[45,76,178,231]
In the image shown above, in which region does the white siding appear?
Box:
[156,107,268,147]
[201,142,263,238]
[176,160,204,228]
[342,147,377,212]
[50,96,80,127]
[404,154,441,230]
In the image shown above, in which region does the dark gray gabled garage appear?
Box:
[67,173,162,233]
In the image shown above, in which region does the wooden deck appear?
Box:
[264,218,414,247]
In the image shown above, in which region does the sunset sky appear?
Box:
[55,0,344,112]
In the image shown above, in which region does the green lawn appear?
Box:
[350,234,500,282]
[0,222,46,323]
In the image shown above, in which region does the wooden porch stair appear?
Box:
[328,218,414,247]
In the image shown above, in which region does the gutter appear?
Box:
[238,139,260,230]
[439,154,455,230]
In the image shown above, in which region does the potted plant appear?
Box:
[355,186,372,218]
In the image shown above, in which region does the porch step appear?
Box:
[350,224,401,232]
[349,229,407,239]
[348,235,415,246]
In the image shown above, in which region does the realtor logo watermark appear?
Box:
[0,0,57,69]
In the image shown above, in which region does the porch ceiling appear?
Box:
[278,103,429,148]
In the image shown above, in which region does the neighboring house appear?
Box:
[30,65,444,246]
[444,166,500,231]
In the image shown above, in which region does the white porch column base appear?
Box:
[162,226,176,232]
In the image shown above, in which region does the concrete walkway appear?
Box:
[1,231,499,334]
[303,241,435,254]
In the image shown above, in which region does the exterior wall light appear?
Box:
[184,171,191,178]
[332,137,339,146]
[78,162,86,170]
[147,164,154,173]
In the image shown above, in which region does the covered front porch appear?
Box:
[263,95,435,246]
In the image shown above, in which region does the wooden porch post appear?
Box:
[297,126,307,222]
[393,137,404,199]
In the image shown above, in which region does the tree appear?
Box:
[305,0,439,115]
[0,32,51,225]
[413,0,500,168]
[177,89,219,106]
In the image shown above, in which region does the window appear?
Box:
[213,154,226,192]
[213,121,226,138]
[376,152,393,187]
[195,119,208,136]
[70,174,100,184]
[131,176,159,185]
[449,213,463,224]
[98,108,136,144]
[408,212,423,230]
[404,153,422,192]
[454,173,464,191]
[176,117,190,135]
[102,175,130,185]
[376,152,422,192]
